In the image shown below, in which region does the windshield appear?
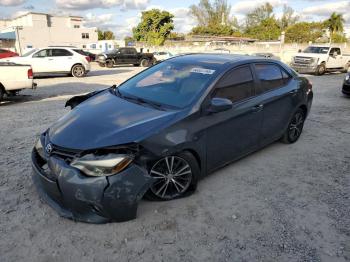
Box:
[22,49,37,57]
[118,61,219,109]
[303,46,329,54]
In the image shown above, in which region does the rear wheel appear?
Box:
[106,60,114,68]
[71,65,86,78]
[140,59,150,67]
[281,109,305,144]
[98,62,106,67]
[146,152,199,201]
[0,86,5,102]
[342,62,349,73]
[316,63,326,75]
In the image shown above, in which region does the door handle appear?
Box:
[251,104,263,112]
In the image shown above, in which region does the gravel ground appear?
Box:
[0,64,349,262]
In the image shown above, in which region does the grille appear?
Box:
[294,56,313,65]
[50,145,81,163]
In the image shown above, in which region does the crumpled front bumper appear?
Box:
[31,150,155,223]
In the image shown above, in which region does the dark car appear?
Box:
[342,72,350,96]
[97,47,155,68]
[0,48,18,59]
[32,54,313,223]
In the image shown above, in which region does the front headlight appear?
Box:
[71,153,134,177]
[34,138,45,159]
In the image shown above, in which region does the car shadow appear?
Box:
[0,82,109,107]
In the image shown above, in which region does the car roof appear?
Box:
[168,53,274,69]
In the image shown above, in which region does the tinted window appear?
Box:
[51,49,72,56]
[330,48,341,56]
[255,64,284,93]
[215,66,254,103]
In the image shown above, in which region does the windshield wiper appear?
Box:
[123,95,165,111]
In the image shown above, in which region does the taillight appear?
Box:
[28,68,33,79]
[85,56,91,63]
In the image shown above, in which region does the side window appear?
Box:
[214,66,254,103]
[255,64,284,93]
[51,49,72,57]
[33,49,48,58]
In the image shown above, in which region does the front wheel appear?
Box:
[106,60,114,68]
[281,109,305,144]
[316,63,326,75]
[71,65,86,78]
[146,152,199,201]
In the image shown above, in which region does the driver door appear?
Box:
[204,65,263,172]
[31,49,53,73]
[328,48,342,68]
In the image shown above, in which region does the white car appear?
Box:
[0,62,36,102]
[5,47,91,77]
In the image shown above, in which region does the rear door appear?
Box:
[253,63,298,145]
[49,49,74,72]
[205,65,264,171]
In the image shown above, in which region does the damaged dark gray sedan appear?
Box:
[32,54,313,223]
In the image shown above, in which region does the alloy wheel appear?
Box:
[150,156,192,200]
[72,65,85,77]
[288,112,304,142]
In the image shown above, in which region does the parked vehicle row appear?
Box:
[4,47,91,78]
[0,62,36,102]
[291,45,350,75]
[31,54,313,223]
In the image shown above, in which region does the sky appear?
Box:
[0,0,349,38]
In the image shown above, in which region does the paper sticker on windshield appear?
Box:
[190,68,216,75]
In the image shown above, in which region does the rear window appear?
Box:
[73,49,87,56]
[51,49,72,57]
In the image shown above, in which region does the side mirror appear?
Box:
[206,97,232,114]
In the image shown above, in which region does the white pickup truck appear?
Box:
[291,46,350,75]
[0,62,36,102]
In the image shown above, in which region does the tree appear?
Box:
[189,0,238,36]
[124,36,135,46]
[285,22,324,43]
[246,17,281,40]
[325,12,345,43]
[245,2,274,29]
[279,5,298,30]
[98,29,115,40]
[133,9,174,46]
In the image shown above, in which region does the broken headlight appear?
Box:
[34,138,45,159]
[71,153,134,177]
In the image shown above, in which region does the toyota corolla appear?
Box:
[32,54,313,223]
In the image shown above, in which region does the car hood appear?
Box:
[294,53,326,59]
[48,90,180,150]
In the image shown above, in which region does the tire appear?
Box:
[316,63,326,75]
[71,64,86,78]
[281,108,305,144]
[106,60,114,68]
[342,62,349,73]
[145,151,199,201]
[0,86,4,102]
[140,59,150,67]
[98,62,106,67]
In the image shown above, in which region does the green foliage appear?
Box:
[133,9,174,46]
[245,17,281,40]
[285,22,324,43]
[124,36,135,46]
[279,5,298,30]
[245,3,274,29]
[331,33,348,43]
[189,0,238,36]
[98,30,115,40]
[325,12,345,43]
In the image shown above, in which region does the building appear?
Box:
[0,12,98,54]
[84,40,126,54]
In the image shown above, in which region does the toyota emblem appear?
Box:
[45,143,53,154]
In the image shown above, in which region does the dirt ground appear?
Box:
[0,63,349,262]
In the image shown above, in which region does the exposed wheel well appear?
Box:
[183,149,201,172]
[299,105,307,116]
[71,63,84,72]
